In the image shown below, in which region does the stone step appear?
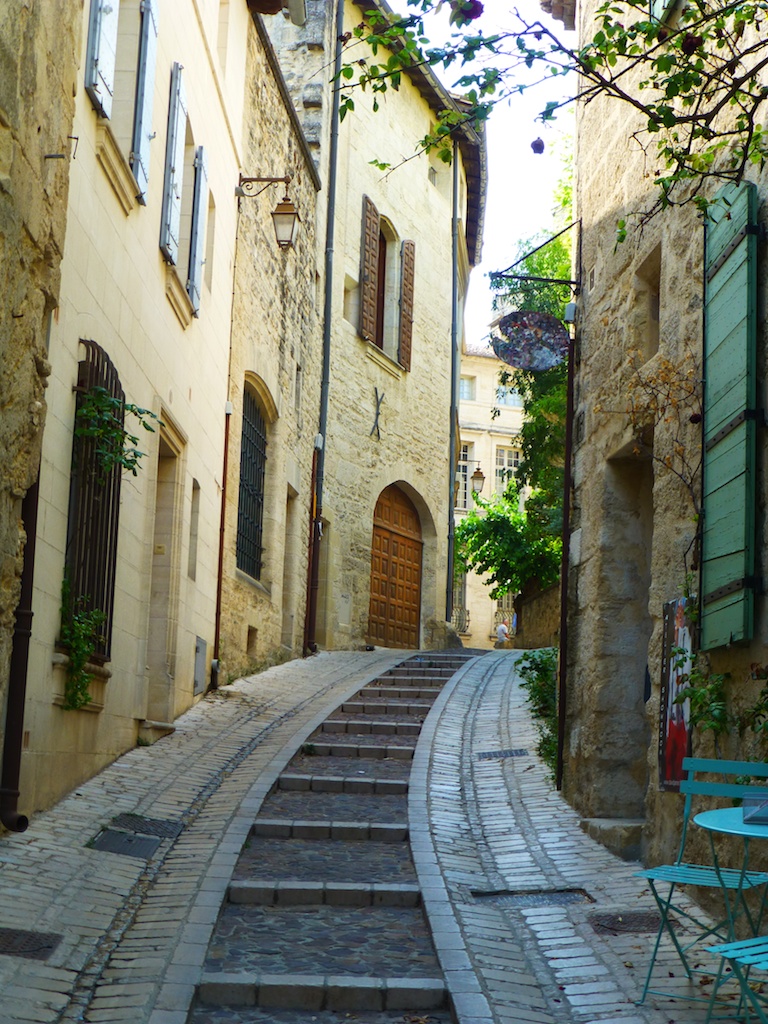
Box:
[252,819,408,841]
[228,880,421,907]
[197,972,447,1012]
[300,741,414,759]
[233,837,416,885]
[340,700,433,715]
[319,719,422,736]
[357,686,441,700]
[277,773,408,795]
[189,1006,452,1024]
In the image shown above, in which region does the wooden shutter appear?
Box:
[700,181,758,650]
[359,195,380,342]
[399,239,415,371]
[159,63,188,265]
[130,0,158,204]
[187,146,209,315]
[85,0,120,119]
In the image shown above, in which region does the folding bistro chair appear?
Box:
[706,935,768,1024]
[636,757,768,1006]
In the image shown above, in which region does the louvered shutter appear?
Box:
[359,195,380,342]
[187,146,209,316]
[700,181,758,650]
[130,0,158,204]
[159,63,188,265]
[398,240,415,371]
[85,0,120,119]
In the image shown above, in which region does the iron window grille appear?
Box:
[236,387,268,580]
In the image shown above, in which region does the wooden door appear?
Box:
[368,486,423,649]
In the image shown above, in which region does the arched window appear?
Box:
[236,386,268,579]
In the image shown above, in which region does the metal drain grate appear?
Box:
[474,888,594,908]
[476,749,529,761]
[110,813,184,839]
[0,927,62,961]
[589,910,664,934]
[90,828,162,859]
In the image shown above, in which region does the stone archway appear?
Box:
[367,485,423,649]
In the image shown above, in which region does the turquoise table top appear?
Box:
[695,807,768,841]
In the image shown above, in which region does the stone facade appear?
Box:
[558,0,768,865]
[455,345,525,648]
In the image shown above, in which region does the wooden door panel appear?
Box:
[367,486,423,649]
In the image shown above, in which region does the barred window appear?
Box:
[64,340,124,661]
[236,387,268,579]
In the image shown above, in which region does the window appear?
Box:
[455,443,473,510]
[236,386,268,580]
[359,195,415,369]
[496,384,522,408]
[495,447,520,493]
[64,341,125,661]
[459,376,476,402]
[85,0,158,202]
[160,63,209,316]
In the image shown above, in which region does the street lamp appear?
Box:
[471,465,485,494]
[236,174,300,249]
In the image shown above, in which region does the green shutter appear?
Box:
[700,181,758,650]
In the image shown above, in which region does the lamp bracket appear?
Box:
[238,173,292,198]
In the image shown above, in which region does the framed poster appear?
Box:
[659,597,693,791]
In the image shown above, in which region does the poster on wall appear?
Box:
[658,597,694,791]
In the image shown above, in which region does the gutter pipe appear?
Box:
[446,139,460,622]
[304,0,345,653]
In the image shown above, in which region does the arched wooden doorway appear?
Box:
[368,485,423,649]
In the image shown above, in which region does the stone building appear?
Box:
[267,0,486,652]
[10,0,314,816]
[551,0,768,863]
[454,341,524,649]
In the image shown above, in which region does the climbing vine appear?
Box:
[59,575,106,711]
[74,385,161,479]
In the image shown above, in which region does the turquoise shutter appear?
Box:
[85,0,120,119]
[700,181,758,650]
[187,146,209,316]
[130,0,158,204]
[160,63,188,265]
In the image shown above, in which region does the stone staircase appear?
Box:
[188,652,475,1023]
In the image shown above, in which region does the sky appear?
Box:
[420,3,577,348]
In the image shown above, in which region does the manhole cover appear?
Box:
[0,927,62,961]
[110,813,183,839]
[474,888,594,908]
[589,910,664,934]
[477,749,529,760]
[90,828,162,859]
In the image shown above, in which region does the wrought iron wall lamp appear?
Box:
[236,174,301,249]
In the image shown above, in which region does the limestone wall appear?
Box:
[517,584,560,651]
[0,2,80,749]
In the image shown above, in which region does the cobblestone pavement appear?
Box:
[0,648,732,1024]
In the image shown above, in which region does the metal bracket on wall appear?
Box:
[370,387,384,439]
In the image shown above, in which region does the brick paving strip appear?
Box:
[0,650,405,1024]
[415,651,727,1024]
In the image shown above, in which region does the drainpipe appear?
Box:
[211,401,232,689]
[1,480,38,832]
[304,0,344,654]
[445,139,460,622]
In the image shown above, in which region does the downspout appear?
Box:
[305,0,344,654]
[1,480,38,832]
[555,330,575,791]
[445,138,460,622]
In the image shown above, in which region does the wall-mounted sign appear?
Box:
[491,311,569,371]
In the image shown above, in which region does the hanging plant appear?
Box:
[58,575,106,711]
[74,386,161,479]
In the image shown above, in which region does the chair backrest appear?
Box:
[674,757,768,863]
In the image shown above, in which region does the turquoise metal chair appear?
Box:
[636,757,768,1006]
[706,935,768,1023]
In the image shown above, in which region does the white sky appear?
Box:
[421,3,576,347]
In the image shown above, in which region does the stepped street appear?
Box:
[0,649,721,1024]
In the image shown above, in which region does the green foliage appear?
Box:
[339,0,768,224]
[75,386,161,478]
[59,576,105,711]
[517,647,558,775]
[455,492,561,598]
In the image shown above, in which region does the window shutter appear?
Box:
[159,62,188,265]
[700,181,758,650]
[187,146,209,316]
[359,195,380,342]
[130,0,158,204]
[85,0,121,119]
[399,239,415,371]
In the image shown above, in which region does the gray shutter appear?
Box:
[187,146,209,316]
[130,0,158,204]
[399,239,415,371]
[359,195,380,342]
[85,0,120,119]
[159,63,188,265]
[700,181,758,650]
